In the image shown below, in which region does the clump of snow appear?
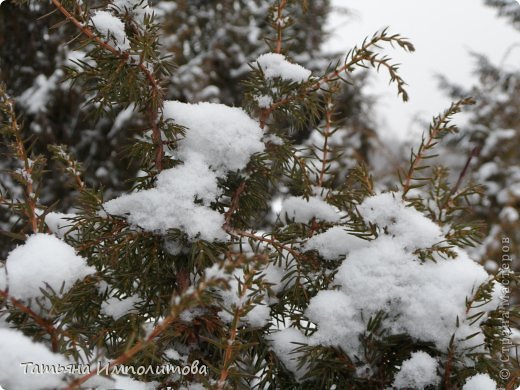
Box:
[305,290,363,347]
[280,196,341,223]
[101,294,140,320]
[358,191,444,251]
[91,11,130,51]
[331,231,490,352]
[462,373,497,390]
[1,234,95,301]
[304,226,366,260]
[392,351,440,389]
[261,263,287,295]
[271,192,498,367]
[45,211,76,239]
[268,327,308,380]
[256,53,311,83]
[0,328,69,390]
[104,101,264,241]
[163,101,264,176]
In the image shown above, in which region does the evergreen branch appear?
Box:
[216,267,258,389]
[264,29,415,122]
[401,97,475,198]
[65,278,216,389]
[0,91,39,233]
[274,0,288,54]
[0,289,60,352]
[49,0,165,171]
[318,93,334,188]
[223,181,304,259]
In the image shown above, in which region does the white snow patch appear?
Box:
[104,101,264,241]
[392,351,440,389]
[256,53,311,83]
[1,234,95,301]
[91,11,130,51]
[268,327,309,381]
[304,226,366,260]
[281,195,341,223]
[101,294,140,320]
[462,373,497,390]
[0,328,69,390]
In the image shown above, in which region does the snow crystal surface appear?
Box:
[0,328,68,390]
[256,53,311,83]
[304,226,366,260]
[91,11,130,51]
[104,101,264,241]
[268,327,308,380]
[1,234,95,301]
[305,290,363,347]
[281,196,341,223]
[462,373,497,390]
[163,101,264,175]
[358,191,444,251]
[392,351,440,389]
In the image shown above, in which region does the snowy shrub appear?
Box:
[0,0,518,389]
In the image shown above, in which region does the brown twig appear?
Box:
[0,290,60,352]
[49,0,164,171]
[216,269,256,389]
[440,146,480,210]
[274,0,288,54]
[4,99,39,233]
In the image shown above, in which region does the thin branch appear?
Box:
[318,94,334,187]
[274,0,288,54]
[440,146,480,210]
[262,30,415,125]
[49,0,164,171]
[0,290,60,352]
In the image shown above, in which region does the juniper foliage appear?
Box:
[0,1,518,390]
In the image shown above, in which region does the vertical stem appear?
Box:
[275,0,288,54]
[6,99,39,233]
[318,94,333,188]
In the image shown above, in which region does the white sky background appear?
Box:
[324,0,520,141]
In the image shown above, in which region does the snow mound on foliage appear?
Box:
[91,11,130,51]
[304,226,366,260]
[392,351,440,389]
[163,101,264,176]
[0,234,95,301]
[271,192,498,378]
[104,101,264,241]
[280,195,341,223]
[462,373,497,390]
[256,53,311,83]
[269,327,309,381]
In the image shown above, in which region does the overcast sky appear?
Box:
[325,0,520,141]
